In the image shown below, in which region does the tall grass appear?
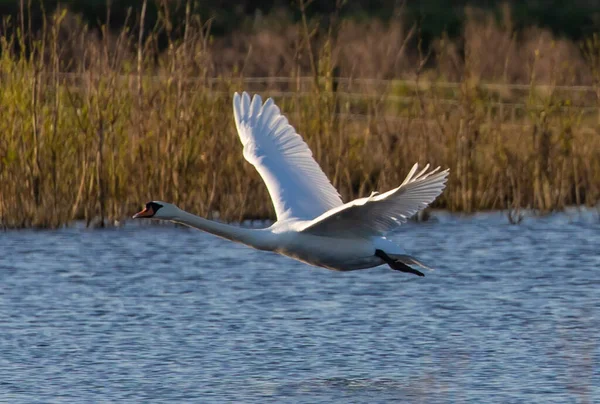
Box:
[1,4,600,228]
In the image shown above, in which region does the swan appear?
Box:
[133,92,449,276]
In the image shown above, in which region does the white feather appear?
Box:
[233,92,343,221]
[300,164,449,238]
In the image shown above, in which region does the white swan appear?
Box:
[133,92,449,276]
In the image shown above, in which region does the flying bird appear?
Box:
[134,92,449,276]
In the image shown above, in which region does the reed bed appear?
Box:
[1,5,600,228]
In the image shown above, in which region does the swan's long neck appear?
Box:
[172,210,273,251]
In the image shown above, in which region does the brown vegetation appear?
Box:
[1,3,600,228]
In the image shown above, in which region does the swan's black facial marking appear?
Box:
[133,201,164,219]
[146,202,163,216]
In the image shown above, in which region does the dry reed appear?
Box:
[0,4,599,228]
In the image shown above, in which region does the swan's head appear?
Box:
[132,201,179,220]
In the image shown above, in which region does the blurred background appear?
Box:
[0,0,599,228]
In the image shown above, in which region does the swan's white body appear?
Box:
[135,92,449,273]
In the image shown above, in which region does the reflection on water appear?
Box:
[0,210,598,402]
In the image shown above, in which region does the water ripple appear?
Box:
[0,211,598,402]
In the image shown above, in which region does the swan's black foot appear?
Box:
[389,261,424,276]
[375,249,424,277]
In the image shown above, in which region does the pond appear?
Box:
[0,210,599,402]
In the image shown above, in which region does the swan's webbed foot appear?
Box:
[389,261,424,276]
[374,249,424,277]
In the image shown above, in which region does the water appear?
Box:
[0,210,599,403]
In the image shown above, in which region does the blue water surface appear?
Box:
[0,210,599,403]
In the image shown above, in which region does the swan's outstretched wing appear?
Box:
[233,92,343,221]
[300,164,449,238]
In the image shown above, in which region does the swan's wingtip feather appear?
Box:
[242,91,251,105]
[251,93,262,105]
[263,97,275,108]
[233,91,241,108]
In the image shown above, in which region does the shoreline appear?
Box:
[3,206,597,231]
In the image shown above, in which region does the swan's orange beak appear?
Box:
[132,206,154,219]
